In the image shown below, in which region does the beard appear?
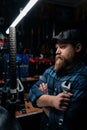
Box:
[54,55,66,72]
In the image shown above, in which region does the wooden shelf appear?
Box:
[15,101,42,118]
[21,76,39,82]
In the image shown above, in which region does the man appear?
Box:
[28,29,87,130]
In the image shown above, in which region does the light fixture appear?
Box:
[6,0,39,34]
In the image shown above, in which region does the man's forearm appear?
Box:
[36,92,73,111]
[36,94,54,108]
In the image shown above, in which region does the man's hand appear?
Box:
[39,83,48,94]
[52,92,73,111]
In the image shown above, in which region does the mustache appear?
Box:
[55,55,64,60]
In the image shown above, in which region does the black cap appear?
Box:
[53,29,82,44]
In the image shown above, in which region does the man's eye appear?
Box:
[60,45,66,48]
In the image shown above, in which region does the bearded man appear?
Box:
[28,29,87,130]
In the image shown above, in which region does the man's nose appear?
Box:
[56,48,61,54]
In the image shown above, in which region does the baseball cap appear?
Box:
[53,29,82,44]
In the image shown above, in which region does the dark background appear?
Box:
[0,0,87,54]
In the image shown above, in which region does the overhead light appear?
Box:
[6,0,39,34]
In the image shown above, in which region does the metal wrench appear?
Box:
[58,81,71,126]
[61,81,71,93]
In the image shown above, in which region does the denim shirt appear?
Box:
[29,62,87,130]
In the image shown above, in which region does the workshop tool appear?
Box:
[58,81,71,126]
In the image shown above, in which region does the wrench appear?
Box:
[61,81,71,93]
[58,81,71,126]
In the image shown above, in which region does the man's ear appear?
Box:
[75,43,82,52]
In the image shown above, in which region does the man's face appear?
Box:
[54,42,78,71]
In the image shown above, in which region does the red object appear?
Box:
[29,58,36,63]
[1,39,4,46]
[29,57,54,63]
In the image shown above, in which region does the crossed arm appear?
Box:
[37,83,73,117]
